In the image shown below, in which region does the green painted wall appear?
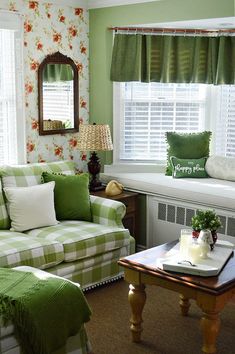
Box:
[89,0,234,248]
[89,0,234,166]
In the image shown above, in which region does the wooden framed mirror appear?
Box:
[38,51,79,135]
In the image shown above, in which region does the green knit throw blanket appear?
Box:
[0,268,91,354]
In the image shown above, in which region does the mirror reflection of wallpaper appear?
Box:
[0,1,89,172]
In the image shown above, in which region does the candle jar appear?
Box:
[179,229,192,259]
[188,240,201,264]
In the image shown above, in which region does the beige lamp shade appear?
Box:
[78,124,113,151]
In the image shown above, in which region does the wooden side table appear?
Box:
[90,190,138,239]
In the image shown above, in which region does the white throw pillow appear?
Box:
[205,155,235,181]
[4,181,58,232]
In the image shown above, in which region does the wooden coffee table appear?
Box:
[118,241,235,354]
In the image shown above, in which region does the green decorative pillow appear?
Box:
[41,172,92,221]
[170,156,208,178]
[165,131,212,176]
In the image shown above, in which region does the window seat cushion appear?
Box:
[101,172,235,210]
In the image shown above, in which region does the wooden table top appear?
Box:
[118,241,235,295]
[90,189,138,200]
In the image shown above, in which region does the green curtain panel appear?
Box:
[43,64,73,83]
[215,36,235,84]
[110,33,235,85]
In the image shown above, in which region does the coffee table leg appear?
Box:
[200,311,220,354]
[179,294,190,316]
[128,284,146,342]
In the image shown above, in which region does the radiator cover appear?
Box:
[147,196,235,248]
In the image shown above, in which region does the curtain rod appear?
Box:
[109,26,235,35]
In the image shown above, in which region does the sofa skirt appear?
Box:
[47,238,135,290]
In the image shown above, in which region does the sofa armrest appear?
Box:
[90,195,126,228]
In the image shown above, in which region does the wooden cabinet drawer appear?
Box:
[121,196,136,213]
[123,214,135,237]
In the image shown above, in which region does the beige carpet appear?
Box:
[85,279,235,354]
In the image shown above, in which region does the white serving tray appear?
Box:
[157,241,234,277]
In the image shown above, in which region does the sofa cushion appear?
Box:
[25,220,131,262]
[42,172,92,222]
[0,231,64,269]
[0,160,75,188]
[4,182,58,232]
[165,131,211,176]
[0,179,10,230]
[0,161,75,230]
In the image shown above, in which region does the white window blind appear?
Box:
[0,11,25,165]
[116,82,207,163]
[43,81,74,128]
[215,85,235,157]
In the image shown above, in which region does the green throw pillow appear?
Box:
[170,156,208,178]
[165,131,212,176]
[41,172,92,221]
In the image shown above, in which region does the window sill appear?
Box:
[104,163,165,174]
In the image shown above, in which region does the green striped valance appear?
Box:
[110,34,235,85]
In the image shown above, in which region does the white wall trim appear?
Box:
[87,0,159,9]
[38,0,160,10]
[0,9,24,29]
[39,0,158,9]
[38,0,87,8]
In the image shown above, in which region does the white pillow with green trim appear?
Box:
[4,181,58,232]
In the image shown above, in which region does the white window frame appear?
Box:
[111,81,235,174]
[213,85,235,157]
[111,82,215,173]
[0,10,25,165]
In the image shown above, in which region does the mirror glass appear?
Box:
[38,52,79,135]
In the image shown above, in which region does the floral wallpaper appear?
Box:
[0,0,88,171]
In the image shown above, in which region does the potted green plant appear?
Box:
[191,209,222,248]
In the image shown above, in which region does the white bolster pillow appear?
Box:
[205,155,235,181]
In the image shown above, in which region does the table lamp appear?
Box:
[78,123,113,191]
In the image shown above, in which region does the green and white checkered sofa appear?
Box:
[0,160,135,354]
[0,160,135,287]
